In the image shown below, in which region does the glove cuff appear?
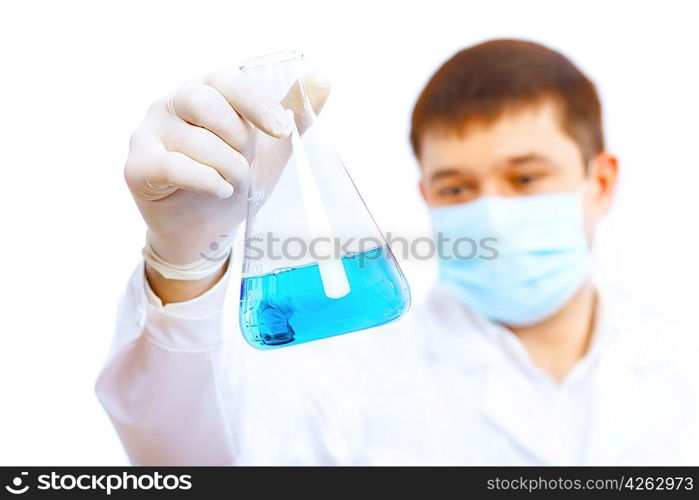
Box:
[142,237,231,281]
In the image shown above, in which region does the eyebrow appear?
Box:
[429,168,464,182]
[505,153,559,168]
[428,153,560,182]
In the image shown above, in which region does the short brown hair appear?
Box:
[410,39,604,163]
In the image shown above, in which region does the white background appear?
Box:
[0,0,697,465]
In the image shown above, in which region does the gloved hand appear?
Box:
[124,68,331,282]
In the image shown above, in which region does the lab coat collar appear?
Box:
[481,292,660,464]
[423,283,671,464]
[580,286,677,464]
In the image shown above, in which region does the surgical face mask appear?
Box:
[430,192,592,327]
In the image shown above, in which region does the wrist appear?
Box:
[146,230,213,265]
[145,257,229,305]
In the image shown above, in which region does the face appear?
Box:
[418,100,618,239]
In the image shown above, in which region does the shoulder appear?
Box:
[601,288,699,426]
[601,287,696,371]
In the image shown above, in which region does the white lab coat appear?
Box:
[95,261,699,465]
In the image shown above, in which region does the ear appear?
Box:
[587,150,618,219]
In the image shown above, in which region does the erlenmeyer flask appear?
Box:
[238,50,411,350]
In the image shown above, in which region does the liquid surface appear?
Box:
[239,247,410,349]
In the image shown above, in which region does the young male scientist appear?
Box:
[96,39,698,465]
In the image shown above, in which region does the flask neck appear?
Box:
[240,50,310,108]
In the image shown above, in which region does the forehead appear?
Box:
[419,100,584,174]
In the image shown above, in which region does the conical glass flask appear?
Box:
[238,50,411,350]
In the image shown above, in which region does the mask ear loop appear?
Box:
[576,159,597,250]
[577,157,597,198]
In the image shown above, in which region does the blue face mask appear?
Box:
[430,192,592,326]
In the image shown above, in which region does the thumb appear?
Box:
[281,71,332,116]
[304,71,332,115]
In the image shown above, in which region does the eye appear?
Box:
[514,174,539,185]
[438,186,465,197]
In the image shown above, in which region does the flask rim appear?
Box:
[239,50,303,71]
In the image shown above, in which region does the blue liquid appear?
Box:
[239,246,410,349]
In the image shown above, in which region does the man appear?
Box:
[96,39,697,465]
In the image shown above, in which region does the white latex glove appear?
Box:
[124,68,331,268]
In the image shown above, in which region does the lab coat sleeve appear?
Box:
[94,260,238,465]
